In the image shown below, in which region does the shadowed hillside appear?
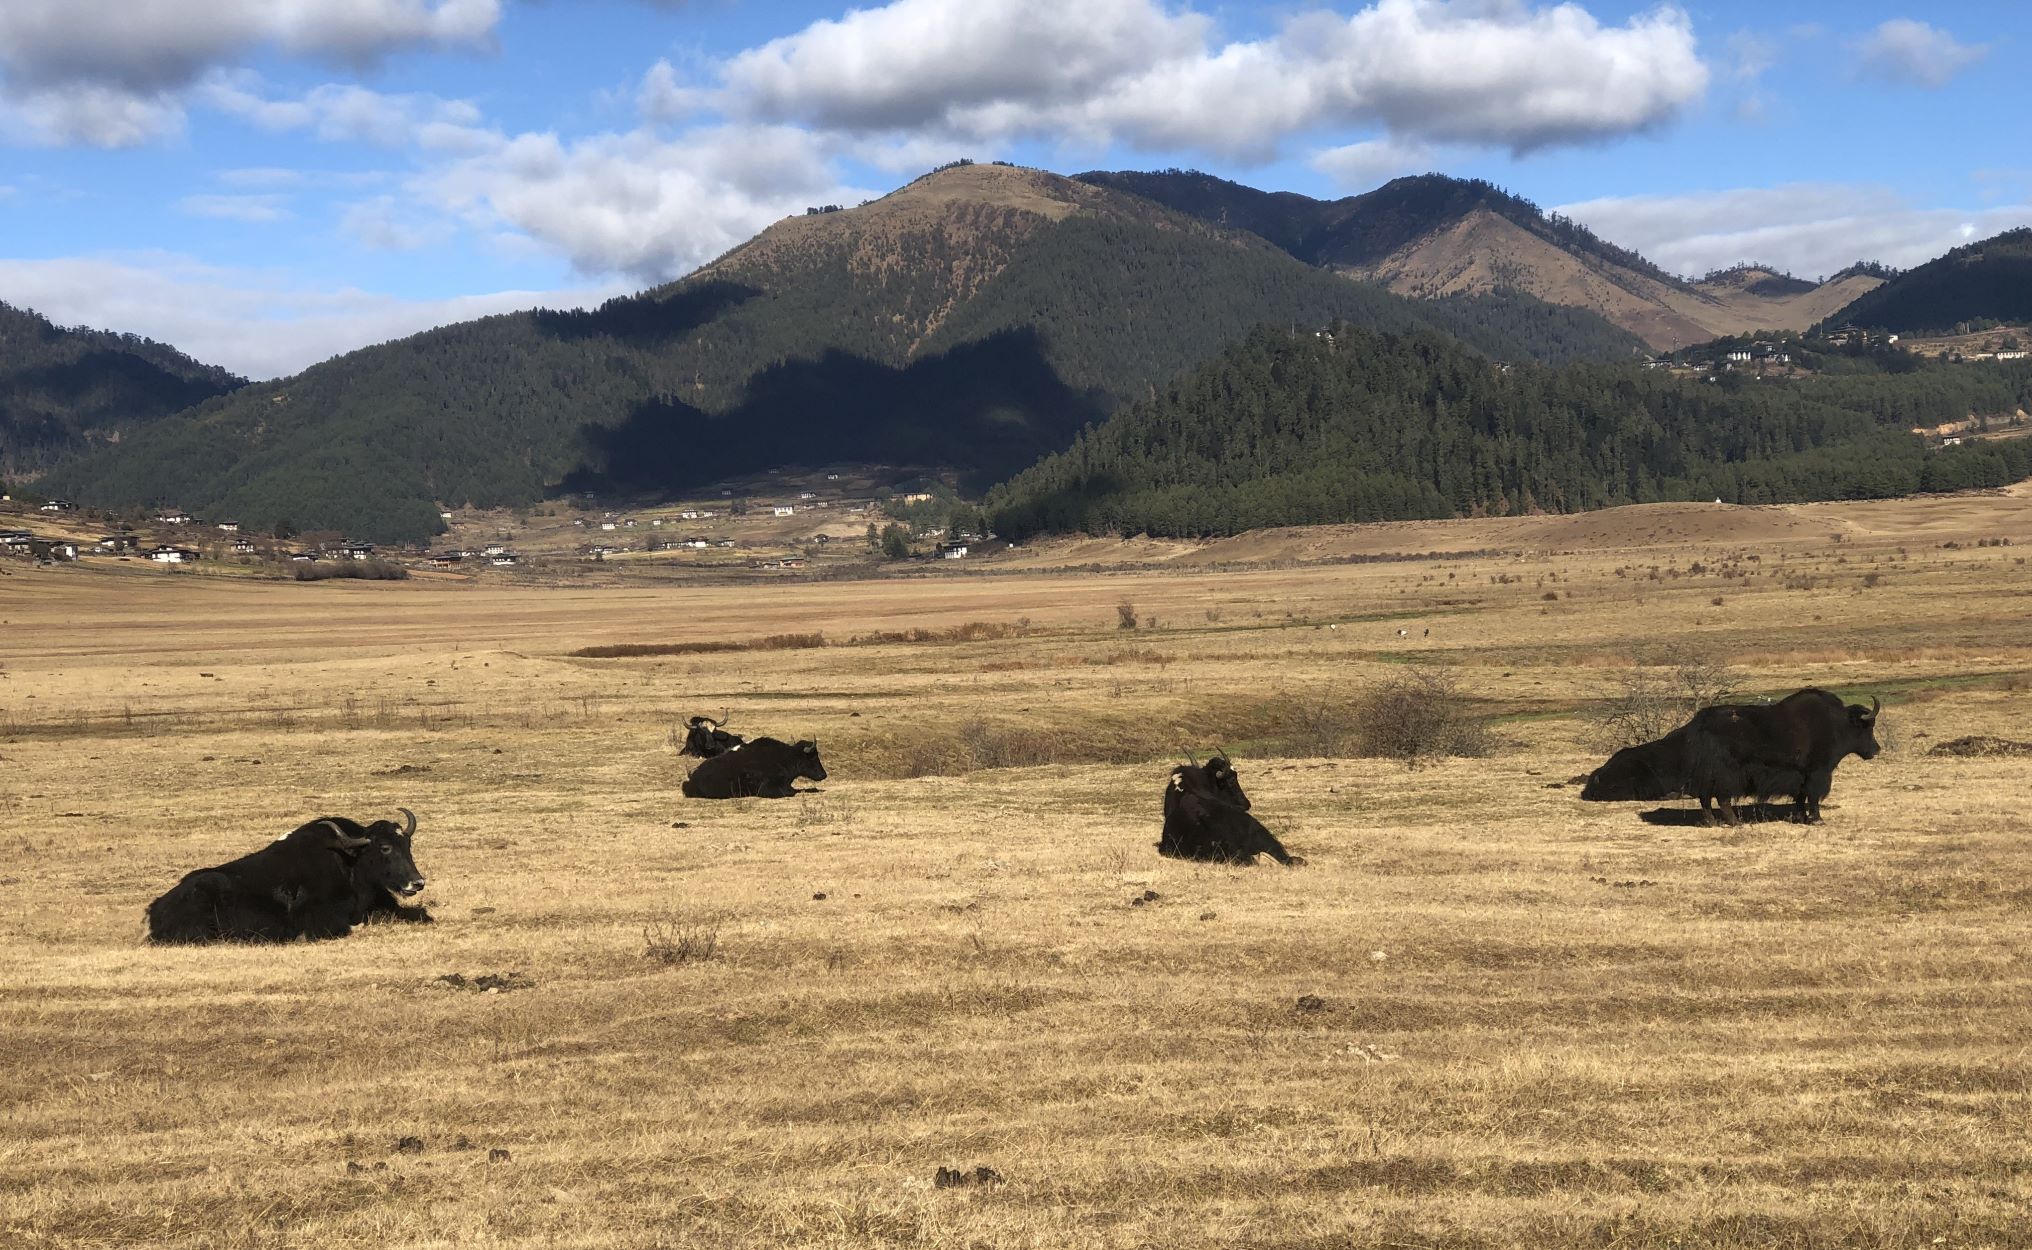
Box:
[1828,228,2032,333]
[0,301,243,479]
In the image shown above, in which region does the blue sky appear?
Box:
[0,0,2023,378]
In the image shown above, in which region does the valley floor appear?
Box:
[2,491,2029,1248]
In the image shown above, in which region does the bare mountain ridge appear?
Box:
[1077,170,1884,351]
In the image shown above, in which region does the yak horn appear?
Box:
[1869,696,1881,717]
[397,807,416,838]
[316,819,370,850]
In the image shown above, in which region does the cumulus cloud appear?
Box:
[1556,183,2032,279]
[0,0,500,146]
[717,0,1707,158]
[0,251,621,379]
[1852,19,1987,89]
[1310,137,1435,190]
[421,123,870,279]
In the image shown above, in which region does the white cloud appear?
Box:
[1556,183,2032,279]
[203,76,490,148]
[1310,137,1435,190]
[340,196,452,250]
[0,251,621,379]
[637,59,704,123]
[0,0,500,147]
[724,0,1210,134]
[421,123,869,280]
[0,1,499,91]
[0,82,184,147]
[715,0,1708,159]
[1852,19,1987,89]
[178,192,293,223]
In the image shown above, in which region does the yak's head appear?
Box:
[1169,755,1251,810]
[792,740,828,783]
[335,808,426,898]
[1847,697,1883,760]
[682,712,742,758]
[1580,740,1684,802]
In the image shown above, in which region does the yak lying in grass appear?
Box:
[145,809,429,943]
[681,737,827,799]
[1158,756,1304,866]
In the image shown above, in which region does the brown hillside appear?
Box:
[1344,209,1884,350]
[694,163,1258,346]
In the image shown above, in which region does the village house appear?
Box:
[157,511,193,525]
[429,552,464,568]
[1,530,34,548]
[216,521,241,533]
[39,499,73,512]
[773,505,796,517]
[490,553,520,567]
[150,546,198,564]
[97,534,139,554]
[941,541,970,560]
[341,542,375,560]
[231,538,257,554]
[482,544,510,557]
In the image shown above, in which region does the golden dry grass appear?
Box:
[3,492,2031,1249]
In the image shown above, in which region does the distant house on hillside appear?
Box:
[941,541,969,560]
[490,553,520,567]
[231,538,257,554]
[216,521,240,533]
[39,499,72,512]
[340,542,375,560]
[150,546,197,564]
[98,534,139,554]
[290,551,317,563]
[772,505,795,517]
[1,530,34,548]
[157,511,192,525]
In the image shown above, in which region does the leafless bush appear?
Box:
[643,917,720,967]
[1347,667,1495,765]
[295,559,408,582]
[1116,601,1138,630]
[1586,648,1742,750]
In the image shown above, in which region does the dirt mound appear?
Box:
[1928,735,2032,758]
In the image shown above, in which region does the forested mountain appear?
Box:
[1828,228,2032,333]
[44,163,1638,542]
[0,301,243,479]
[1077,170,1885,350]
[987,324,2032,540]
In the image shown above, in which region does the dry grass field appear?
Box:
[3,493,2031,1249]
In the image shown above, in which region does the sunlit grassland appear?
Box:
[2,496,2030,1248]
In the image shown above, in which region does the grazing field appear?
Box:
[3,494,2031,1249]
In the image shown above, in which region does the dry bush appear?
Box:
[1586,648,1741,750]
[851,621,1025,645]
[294,559,408,582]
[643,917,720,967]
[1116,601,1138,630]
[1346,666,1496,765]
